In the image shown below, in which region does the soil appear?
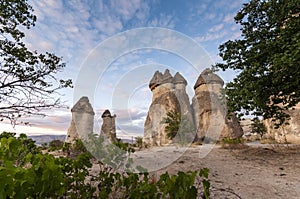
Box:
[144,143,300,198]
[87,142,300,198]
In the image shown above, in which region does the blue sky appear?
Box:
[1,0,248,138]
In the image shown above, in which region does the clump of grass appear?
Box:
[220,138,245,149]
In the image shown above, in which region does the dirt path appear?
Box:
[147,144,300,198]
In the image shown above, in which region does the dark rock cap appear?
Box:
[149,69,174,90]
[174,72,187,85]
[71,96,95,115]
[194,68,224,89]
[149,71,163,90]
[101,109,111,118]
[161,69,174,84]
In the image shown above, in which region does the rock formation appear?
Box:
[173,72,194,123]
[264,102,300,144]
[144,69,194,146]
[192,68,243,141]
[65,96,95,143]
[101,109,117,142]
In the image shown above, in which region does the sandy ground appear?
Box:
[130,143,300,199]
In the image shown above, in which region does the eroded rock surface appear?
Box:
[192,68,243,141]
[65,96,94,143]
[264,102,300,144]
[144,69,194,146]
[101,109,117,142]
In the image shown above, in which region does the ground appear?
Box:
[131,143,300,198]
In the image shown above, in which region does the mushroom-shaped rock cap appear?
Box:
[174,72,187,85]
[194,68,224,89]
[71,96,95,115]
[101,109,112,118]
[161,69,174,84]
[149,71,163,90]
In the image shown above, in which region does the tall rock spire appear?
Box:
[193,68,224,90]
[144,70,195,146]
[65,96,94,143]
[101,109,117,142]
[192,68,243,141]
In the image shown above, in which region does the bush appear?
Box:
[0,132,211,198]
[220,138,245,149]
[251,117,267,138]
[49,139,64,151]
[161,110,196,144]
[135,136,144,149]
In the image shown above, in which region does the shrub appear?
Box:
[161,110,196,144]
[220,138,245,149]
[135,136,144,149]
[49,139,64,151]
[0,132,211,198]
[251,117,267,138]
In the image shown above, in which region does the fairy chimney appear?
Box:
[192,68,243,141]
[101,109,117,142]
[144,69,195,146]
[65,96,95,143]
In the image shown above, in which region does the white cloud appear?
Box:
[148,14,175,28]
[0,108,71,135]
[94,16,123,35]
[209,24,224,32]
[223,13,236,23]
[110,0,149,21]
[196,4,208,16]
[203,13,217,21]
[194,31,228,42]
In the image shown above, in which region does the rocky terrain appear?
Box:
[133,144,300,198]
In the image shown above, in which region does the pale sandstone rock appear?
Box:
[101,109,117,142]
[192,68,243,141]
[144,92,181,146]
[65,96,94,143]
[264,102,300,144]
[144,70,194,146]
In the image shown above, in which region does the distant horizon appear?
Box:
[0,67,241,138]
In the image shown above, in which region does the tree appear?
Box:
[135,136,144,149]
[49,139,64,151]
[161,110,195,142]
[0,0,72,125]
[161,110,181,139]
[215,0,299,126]
[251,117,267,138]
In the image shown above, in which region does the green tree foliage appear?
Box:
[0,132,211,198]
[0,133,66,198]
[0,0,72,125]
[135,136,144,149]
[251,117,267,138]
[215,0,300,126]
[48,139,64,151]
[161,110,195,144]
[161,110,181,139]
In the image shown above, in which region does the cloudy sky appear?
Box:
[1,0,248,138]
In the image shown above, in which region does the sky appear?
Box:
[1,0,248,139]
